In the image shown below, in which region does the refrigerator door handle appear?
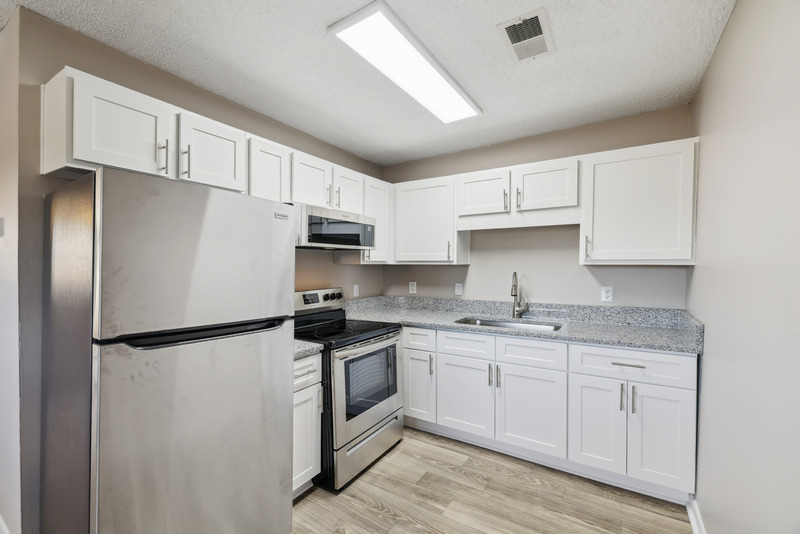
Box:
[113,317,290,349]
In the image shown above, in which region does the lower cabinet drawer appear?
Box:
[403,327,437,351]
[496,336,567,371]
[568,344,697,390]
[436,330,495,360]
[293,353,322,392]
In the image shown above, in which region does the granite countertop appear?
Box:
[345,296,704,355]
[293,339,323,360]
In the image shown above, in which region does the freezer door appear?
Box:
[90,324,293,534]
[92,168,295,339]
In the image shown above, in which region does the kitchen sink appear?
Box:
[456,317,562,332]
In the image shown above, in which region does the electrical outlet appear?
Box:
[455,283,463,296]
[601,286,614,303]
[409,281,417,294]
[353,284,359,297]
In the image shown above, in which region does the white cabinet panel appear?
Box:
[436,330,495,361]
[496,336,567,371]
[248,136,291,203]
[332,167,366,214]
[513,158,578,211]
[292,152,332,208]
[395,176,457,262]
[402,327,436,352]
[403,348,436,423]
[456,169,510,216]
[436,354,494,438]
[362,177,395,263]
[292,383,322,492]
[179,112,247,192]
[627,382,696,492]
[495,363,567,458]
[580,138,696,265]
[568,373,627,475]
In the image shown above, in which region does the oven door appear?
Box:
[332,333,403,449]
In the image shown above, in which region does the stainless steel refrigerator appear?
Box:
[41,168,296,534]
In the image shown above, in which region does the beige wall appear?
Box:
[383,226,687,308]
[0,11,21,534]
[687,0,800,532]
[381,108,693,308]
[296,249,383,299]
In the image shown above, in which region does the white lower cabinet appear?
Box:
[568,345,697,493]
[402,348,436,423]
[436,353,495,438]
[292,355,322,494]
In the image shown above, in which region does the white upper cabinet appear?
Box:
[291,151,333,208]
[42,67,175,179]
[456,168,511,216]
[332,167,366,214]
[248,136,292,203]
[580,138,697,265]
[362,177,395,263]
[395,176,468,263]
[513,158,578,211]
[456,157,580,231]
[178,112,247,192]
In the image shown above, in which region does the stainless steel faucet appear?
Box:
[511,272,528,318]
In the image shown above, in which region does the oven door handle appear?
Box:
[333,333,400,361]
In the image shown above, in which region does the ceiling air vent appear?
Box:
[498,9,553,61]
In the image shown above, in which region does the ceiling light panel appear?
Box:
[329,1,481,124]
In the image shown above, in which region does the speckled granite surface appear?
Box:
[345,297,703,355]
[293,339,323,360]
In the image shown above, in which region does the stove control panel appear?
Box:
[294,287,345,315]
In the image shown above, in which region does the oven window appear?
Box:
[308,215,375,247]
[343,345,397,421]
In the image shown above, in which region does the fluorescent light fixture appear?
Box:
[328,1,481,124]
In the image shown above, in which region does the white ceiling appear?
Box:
[0,0,736,166]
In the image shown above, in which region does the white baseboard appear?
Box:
[0,511,12,534]
[686,498,706,534]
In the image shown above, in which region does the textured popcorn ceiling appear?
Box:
[0,0,736,165]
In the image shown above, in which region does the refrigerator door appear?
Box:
[92,168,295,340]
[91,323,293,534]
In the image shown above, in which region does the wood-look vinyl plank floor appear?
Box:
[292,427,692,534]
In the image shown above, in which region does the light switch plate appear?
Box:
[455,283,463,296]
[409,281,417,294]
[601,286,614,303]
[353,284,359,297]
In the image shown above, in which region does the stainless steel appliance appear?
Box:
[42,168,295,534]
[295,204,376,250]
[294,288,402,490]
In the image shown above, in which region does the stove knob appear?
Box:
[323,294,330,301]
[336,292,343,299]
[329,292,338,300]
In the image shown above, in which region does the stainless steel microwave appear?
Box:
[295,204,375,250]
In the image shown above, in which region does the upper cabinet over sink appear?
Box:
[579,138,697,265]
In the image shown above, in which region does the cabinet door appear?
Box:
[456,169,510,216]
[627,382,696,492]
[495,363,567,458]
[179,112,247,192]
[332,167,366,214]
[436,354,494,438]
[513,158,578,211]
[73,73,173,177]
[395,176,455,262]
[248,137,291,203]
[580,139,696,264]
[292,152,332,207]
[292,383,322,492]
[362,177,395,263]
[402,348,436,423]
[567,373,627,475]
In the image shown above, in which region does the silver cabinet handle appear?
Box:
[619,382,625,411]
[503,189,508,211]
[326,185,332,206]
[632,385,637,414]
[611,362,647,369]
[365,249,371,261]
[447,240,451,261]
[336,187,341,208]
[293,368,316,380]
[182,144,191,177]
[584,235,590,260]
[158,139,169,172]
[516,188,521,210]
[496,364,501,388]
[488,363,492,387]
[429,354,433,376]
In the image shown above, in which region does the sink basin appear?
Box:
[456,317,562,332]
